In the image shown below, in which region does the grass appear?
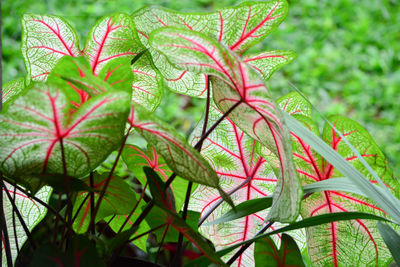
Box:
[2,0,399,175]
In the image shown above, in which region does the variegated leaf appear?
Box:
[122,144,189,209]
[131,52,164,111]
[21,14,81,82]
[2,182,51,264]
[189,106,278,266]
[83,13,142,75]
[0,82,130,179]
[2,78,26,106]
[127,105,224,192]
[132,0,288,97]
[276,93,399,266]
[149,27,300,222]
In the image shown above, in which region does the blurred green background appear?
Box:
[2,0,399,175]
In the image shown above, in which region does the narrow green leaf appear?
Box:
[377,222,400,265]
[186,212,392,267]
[204,197,273,226]
[284,113,400,223]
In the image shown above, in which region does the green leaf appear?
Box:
[377,222,400,265]
[2,182,51,264]
[149,27,300,222]
[72,173,137,233]
[283,112,400,266]
[303,177,388,198]
[122,144,189,210]
[204,197,273,226]
[21,14,80,82]
[128,105,232,207]
[132,0,288,97]
[254,234,305,267]
[0,82,130,182]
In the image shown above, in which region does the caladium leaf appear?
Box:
[122,144,188,209]
[144,167,176,211]
[244,50,296,81]
[72,173,137,233]
[131,51,164,111]
[254,233,305,267]
[149,27,300,222]
[128,105,232,207]
[0,82,130,180]
[132,0,288,97]
[48,56,133,108]
[278,93,399,266]
[83,13,142,75]
[188,106,294,266]
[21,14,81,82]
[2,182,51,264]
[2,78,25,105]
[22,13,162,112]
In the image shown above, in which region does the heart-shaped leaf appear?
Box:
[188,106,296,266]
[277,93,399,266]
[149,27,300,222]
[0,82,130,181]
[72,173,137,233]
[254,233,305,267]
[21,14,81,82]
[132,0,288,97]
[1,182,51,264]
[22,13,163,112]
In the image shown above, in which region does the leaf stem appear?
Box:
[127,223,166,243]
[174,75,212,266]
[89,172,95,235]
[226,221,274,265]
[12,182,20,255]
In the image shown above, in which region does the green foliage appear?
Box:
[1,1,399,266]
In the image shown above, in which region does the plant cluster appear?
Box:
[1,1,399,266]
